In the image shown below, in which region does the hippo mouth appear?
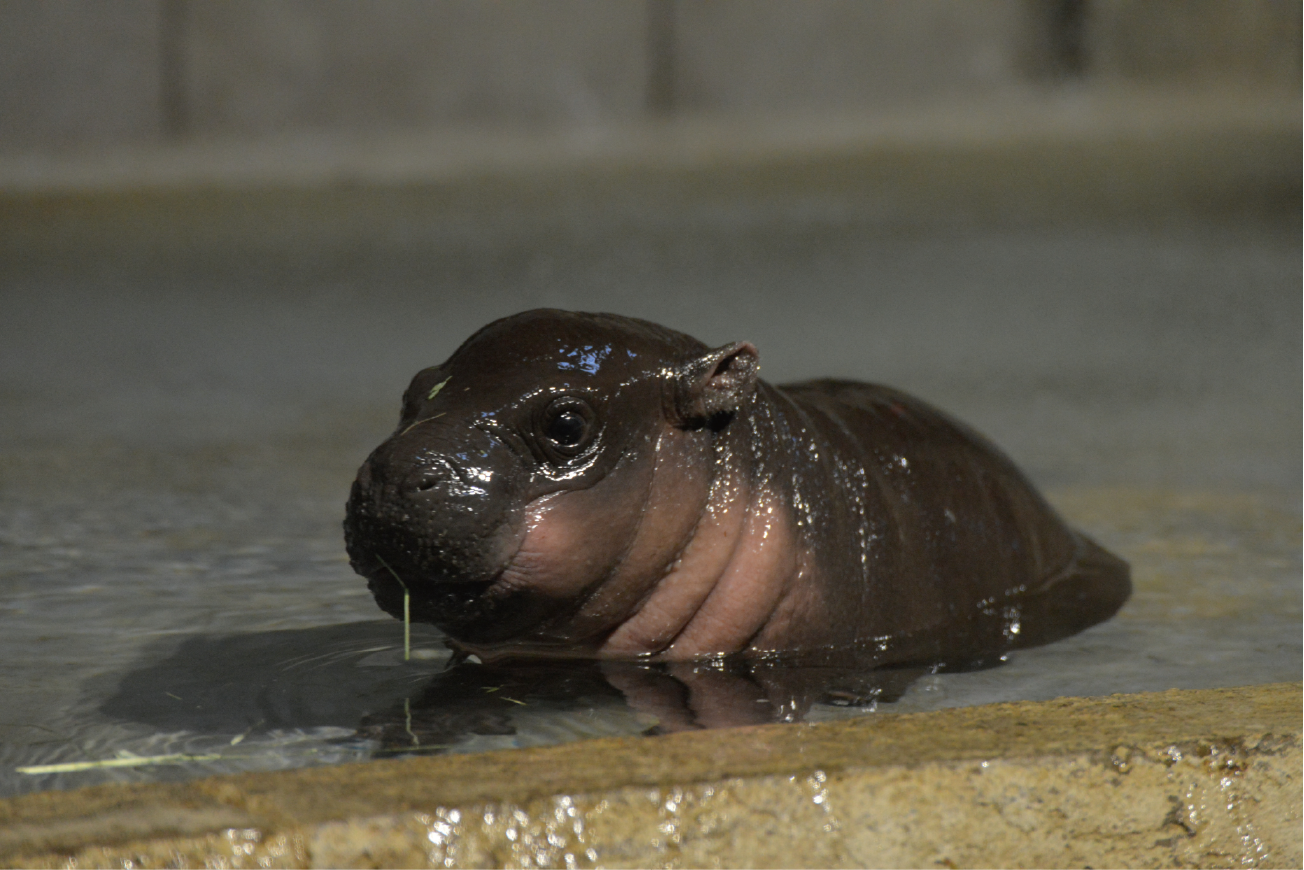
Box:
[344,476,538,641]
[365,567,496,626]
[354,551,562,644]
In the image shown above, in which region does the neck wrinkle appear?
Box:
[653,464,755,654]
[597,425,753,658]
[582,429,712,636]
[659,479,795,659]
[603,434,714,615]
[529,435,665,646]
[656,407,800,659]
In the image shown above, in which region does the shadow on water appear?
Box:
[98,620,1005,757]
[99,621,454,737]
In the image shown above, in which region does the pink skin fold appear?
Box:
[474,401,808,660]
[486,421,809,661]
[598,461,751,656]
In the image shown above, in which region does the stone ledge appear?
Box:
[1,682,1299,868]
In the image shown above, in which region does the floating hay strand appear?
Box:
[376,555,411,661]
[18,753,221,775]
[404,697,419,747]
[229,719,263,746]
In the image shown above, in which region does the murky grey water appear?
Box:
[0,187,1298,798]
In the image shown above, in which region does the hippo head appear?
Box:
[344,310,759,654]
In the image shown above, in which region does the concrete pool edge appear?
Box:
[1,682,1298,868]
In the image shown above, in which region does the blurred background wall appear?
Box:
[1,0,1298,153]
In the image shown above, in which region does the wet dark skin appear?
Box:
[344,310,1130,678]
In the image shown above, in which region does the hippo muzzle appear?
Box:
[344,422,534,640]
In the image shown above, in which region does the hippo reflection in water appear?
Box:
[344,310,1130,730]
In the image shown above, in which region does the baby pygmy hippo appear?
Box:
[344,310,1129,667]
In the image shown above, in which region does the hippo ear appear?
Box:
[671,341,760,427]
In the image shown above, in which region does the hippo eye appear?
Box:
[546,410,586,446]
[537,397,597,461]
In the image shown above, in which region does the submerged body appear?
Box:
[345,310,1129,666]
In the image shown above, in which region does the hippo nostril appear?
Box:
[403,463,449,497]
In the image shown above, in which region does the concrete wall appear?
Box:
[1088,0,1302,82]
[669,0,1027,113]
[0,0,1298,151]
[0,0,164,148]
[181,0,648,136]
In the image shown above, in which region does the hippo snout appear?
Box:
[343,424,528,607]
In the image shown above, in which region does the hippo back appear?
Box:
[768,378,1130,664]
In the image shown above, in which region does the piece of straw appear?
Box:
[426,377,451,400]
[404,698,419,746]
[376,555,411,661]
[18,754,221,775]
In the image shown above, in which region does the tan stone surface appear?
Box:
[2,683,1299,868]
